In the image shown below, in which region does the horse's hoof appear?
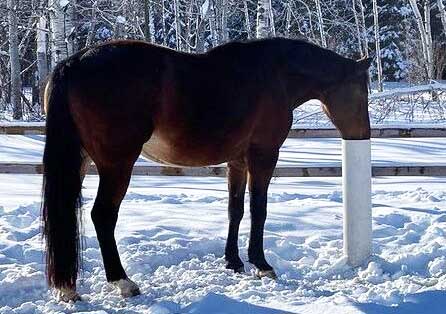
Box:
[255,269,277,279]
[55,287,81,302]
[112,278,141,298]
[226,262,245,273]
[234,266,245,273]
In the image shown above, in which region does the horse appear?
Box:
[41,37,371,301]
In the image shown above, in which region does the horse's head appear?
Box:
[320,58,372,140]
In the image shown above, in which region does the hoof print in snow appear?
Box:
[55,288,81,303]
[112,278,141,298]
[255,269,277,279]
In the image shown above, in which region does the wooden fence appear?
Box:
[1,122,445,177]
[2,122,446,138]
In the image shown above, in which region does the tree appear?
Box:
[7,0,22,119]
[408,0,434,81]
[49,0,69,66]
[372,0,383,91]
[244,0,251,39]
[36,0,49,110]
[315,0,327,47]
[256,0,275,38]
[144,0,156,43]
[437,0,446,36]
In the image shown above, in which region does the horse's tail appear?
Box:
[42,63,83,289]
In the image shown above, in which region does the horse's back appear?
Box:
[64,40,291,166]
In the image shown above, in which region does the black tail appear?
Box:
[42,63,83,289]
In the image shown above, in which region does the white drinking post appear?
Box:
[342,139,372,267]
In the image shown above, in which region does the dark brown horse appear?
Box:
[41,37,371,301]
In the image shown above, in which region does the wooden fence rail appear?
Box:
[2,123,446,177]
[2,122,446,138]
[1,162,446,177]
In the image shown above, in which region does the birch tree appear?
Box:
[196,0,210,52]
[220,0,229,43]
[161,0,167,46]
[408,0,434,81]
[7,0,22,119]
[209,0,219,46]
[65,0,76,55]
[358,0,368,57]
[372,0,383,91]
[352,0,364,56]
[244,0,251,39]
[49,0,69,66]
[144,0,156,43]
[437,0,446,36]
[173,0,181,50]
[314,0,327,47]
[36,8,49,109]
[256,0,275,38]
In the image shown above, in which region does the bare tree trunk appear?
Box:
[49,0,68,66]
[352,0,364,56]
[114,17,125,39]
[409,0,434,81]
[372,0,383,91]
[37,11,49,111]
[196,0,209,52]
[173,0,181,50]
[424,0,434,80]
[209,0,219,47]
[438,0,446,35]
[256,0,275,38]
[220,0,229,43]
[185,0,194,51]
[358,0,368,57]
[85,1,98,47]
[269,0,276,35]
[162,0,167,46]
[144,0,156,43]
[285,1,291,37]
[7,0,22,119]
[244,0,251,39]
[65,0,76,55]
[314,0,327,47]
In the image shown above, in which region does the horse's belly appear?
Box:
[141,133,238,167]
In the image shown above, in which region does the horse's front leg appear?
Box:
[225,159,247,272]
[91,161,140,298]
[247,147,278,278]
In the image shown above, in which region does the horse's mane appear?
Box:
[207,37,356,84]
[281,38,356,84]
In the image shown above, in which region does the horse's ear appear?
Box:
[355,57,373,74]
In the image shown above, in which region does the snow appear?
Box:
[1,134,446,313]
[116,16,126,24]
[1,135,446,168]
[1,174,446,313]
[59,0,69,8]
[369,82,446,99]
[200,0,210,18]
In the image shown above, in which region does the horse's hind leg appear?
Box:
[225,159,247,272]
[91,158,140,297]
[247,146,279,278]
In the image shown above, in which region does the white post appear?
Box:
[342,139,372,267]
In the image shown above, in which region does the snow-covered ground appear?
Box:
[1,135,446,167]
[0,135,446,314]
[1,135,446,313]
[1,174,446,314]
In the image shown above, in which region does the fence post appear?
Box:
[342,139,372,266]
